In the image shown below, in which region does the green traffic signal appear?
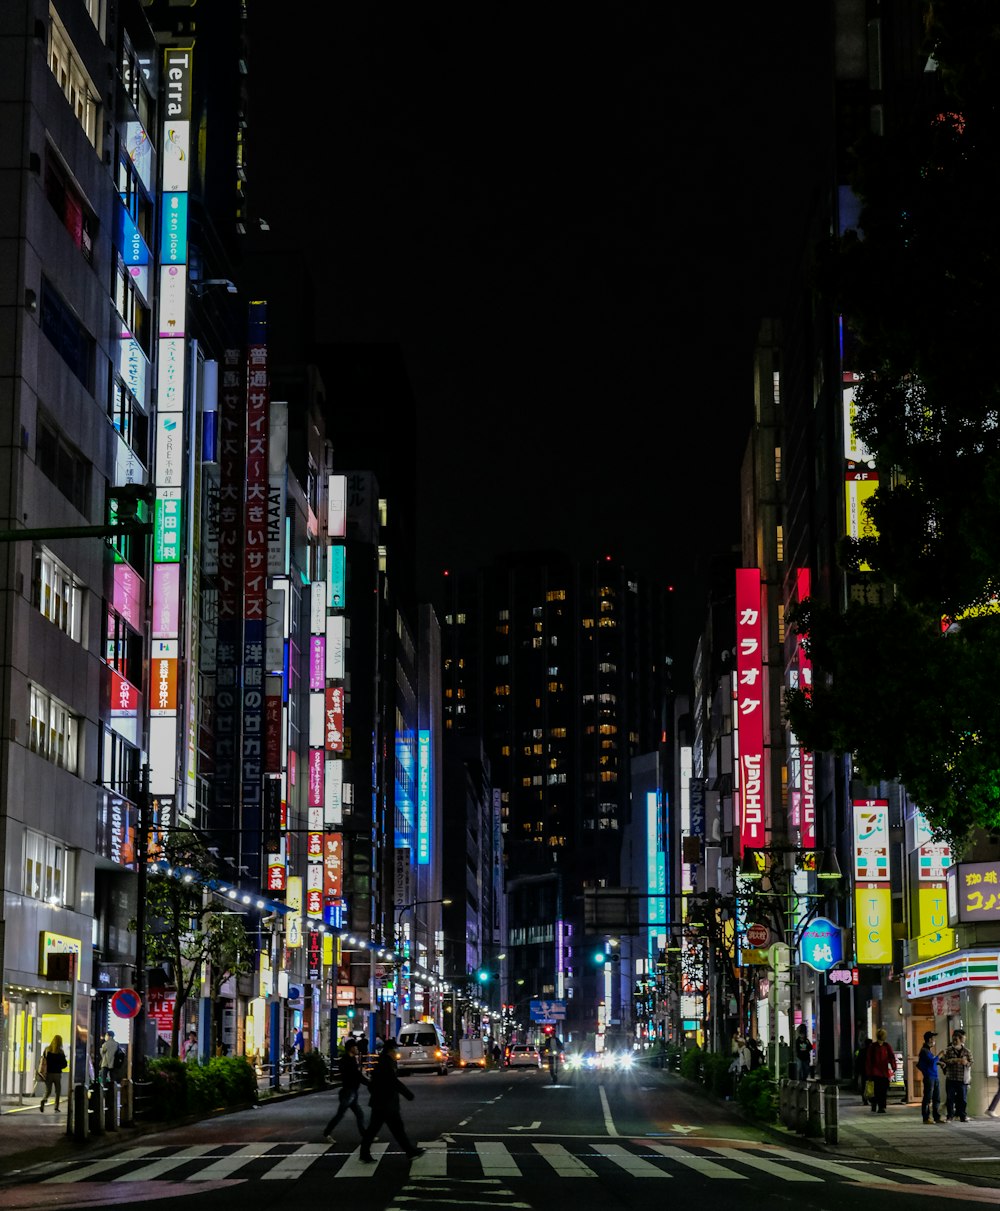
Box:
[477,969,489,982]
[593,949,606,963]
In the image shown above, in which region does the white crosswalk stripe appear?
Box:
[702,1144,821,1181]
[591,1143,670,1177]
[532,1142,596,1176]
[645,1143,746,1178]
[28,1139,977,1186]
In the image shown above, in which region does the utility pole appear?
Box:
[132,762,151,1077]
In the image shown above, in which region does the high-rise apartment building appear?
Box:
[437,553,672,1043]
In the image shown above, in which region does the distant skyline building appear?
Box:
[436,553,672,1043]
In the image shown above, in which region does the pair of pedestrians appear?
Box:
[323,1036,424,1160]
[917,1028,974,1122]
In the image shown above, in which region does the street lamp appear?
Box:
[737,845,843,1080]
[395,898,451,1029]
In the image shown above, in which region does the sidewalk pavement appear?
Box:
[2,1080,1000,1182]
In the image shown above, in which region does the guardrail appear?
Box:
[779,1078,839,1143]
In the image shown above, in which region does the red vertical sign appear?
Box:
[795,567,815,849]
[736,568,766,854]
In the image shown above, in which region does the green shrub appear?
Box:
[144,1054,256,1120]
[736,1066,777,1122]
[704,1051,734,1097]
[301,1049,330,1089]
[679,1044,703,1082]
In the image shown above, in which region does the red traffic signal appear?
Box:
[543,1024,555,1035]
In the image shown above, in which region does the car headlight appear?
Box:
[617,1052,634,1070]
[566,1053,582,1070]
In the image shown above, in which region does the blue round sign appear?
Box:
[798,917,843,972]
[111,987,141,1019]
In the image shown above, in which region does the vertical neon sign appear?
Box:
[735,568,766,852]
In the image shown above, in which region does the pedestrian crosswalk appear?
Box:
[29,1140,974,1187]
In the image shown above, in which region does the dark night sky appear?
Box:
[247,6,832,658]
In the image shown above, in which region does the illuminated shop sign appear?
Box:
[794,567,814,849]
[126,121,152,190]
[159,192,188,264]
[904,949,1000,998]
[855,886,892,965]
[735,568,766,851]
[328,544,346,609]
[948,862,1000,923]
[328,474,347,538]
[154,489,182,563]
[915,886,954,959]
[799,916,844,972]
[647,791,666,927]
[325,686,344,752]
[915,809,953,881]
[853,800,890,882]
[417,729,431,864]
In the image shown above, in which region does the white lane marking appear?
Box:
[509,1121,541,1131]
[591,1143,670,1177]
[598,1087,619,1137]
[532,1142,596,1177]
[765,1146,905,1184]
[885,1167,970,1187]
[476,1140,522,1176]
[410,1143,448,1176]
[338,1142,387,1176]
[261,1143,329,1179]
[44,1148,165,1183]
[703,1145,821,1181]
[186,1142,263,1180]
[113,1144,217,1182]
[645,1143,746,1178]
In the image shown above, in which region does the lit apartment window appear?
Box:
[498,609,509,620]
[776,524,784,563]
[33,549,83,641]
[532,637,542,648]
[545,589,566,601]
[47,9,100,148]
[550,728,567,739]
[598,617,617,628]
[496,654,509,665]
[28,685,79,772]
[773,370,781,406]
[23,828,76,906]
[777,602,786,644]
[774,446,782,482]
[582,617,594,629]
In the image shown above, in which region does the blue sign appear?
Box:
[160,192,189,264]
[530,999,566,1021]
[799,916,844,972]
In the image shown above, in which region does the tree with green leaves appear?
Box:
[786,2,1000,847]
[132,828,255,1058]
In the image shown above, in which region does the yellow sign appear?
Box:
[855,886,892,964]
[845,476,879,571]
[916,887,955,959]
[38,932,82,981]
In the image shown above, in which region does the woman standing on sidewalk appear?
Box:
[865,1027,896,1114]
[39,1035,67,1113]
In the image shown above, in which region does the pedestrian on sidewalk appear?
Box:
[986,1059,1000,1118]
[917,1031,943,1123]
[39,1035,67,1113]
[323,1038,369,1143]
[855,1033,872,1105]
[359,1038,425,1162]
[941,1028,973,1121]
[865,1027,896,1114]
[794,1024,814,1081]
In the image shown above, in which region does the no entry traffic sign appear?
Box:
[111,987,142,1019]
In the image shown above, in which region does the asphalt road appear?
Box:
[3,1066,1000,1210]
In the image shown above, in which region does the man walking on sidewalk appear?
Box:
[941,1028,974,1121]
[917,1031,943,1123]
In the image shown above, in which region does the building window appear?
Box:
[36,413,91,514]
[23,827,76,907]
[44,151,95,262]
[29,685,79,772]
[776,524,784,563]
[47,8,100,148]
[32,548,84,641]
[40,279,94,389]
[110,377,150,463]
[99,726,140,798]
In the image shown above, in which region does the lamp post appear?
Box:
[738,845,843,1081]
[395,898,451,1031]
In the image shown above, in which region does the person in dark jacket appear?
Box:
[917,1030,943,1123]
[359,1038,424,1162]
[323,1038,369,1142]
[39,1035,67,1112]
[854,1033,871,1104]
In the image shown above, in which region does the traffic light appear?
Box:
[593,948,607,964]
[543,1024,554,1036]
[477,968,490,983]
[345,1006,356,1021]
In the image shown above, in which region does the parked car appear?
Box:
[395,1022,450,1075]
[506,1043,542,1069]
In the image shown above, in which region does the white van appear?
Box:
[395,1022,450,1075]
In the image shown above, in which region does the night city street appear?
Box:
[6,1068,1000,1211]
